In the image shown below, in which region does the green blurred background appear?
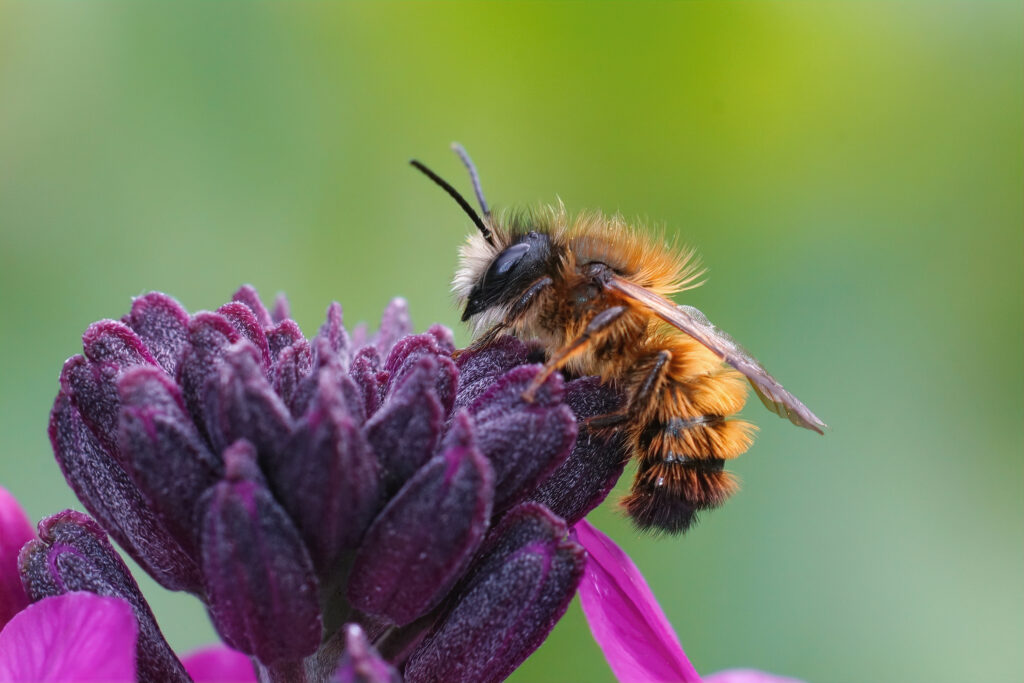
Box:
[1,2,1021,681]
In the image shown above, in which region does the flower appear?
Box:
[575,520,805,683]
[0,591,138,682]
[0,486,255,682]
[40,286,627,682]
[0,487,33,631]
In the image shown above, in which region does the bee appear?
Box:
[410,145,826,534]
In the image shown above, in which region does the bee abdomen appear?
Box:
[623,459,738,534]
[638,415,755,463]
[623,339,753,534]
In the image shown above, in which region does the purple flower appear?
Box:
[0,591,138,681]
[575,520,805,683]
[38,287,626,682]
[0,486,255,683]
[0,486,33,631]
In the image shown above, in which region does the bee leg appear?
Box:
[523,305,628,402]
[584,350,672,434]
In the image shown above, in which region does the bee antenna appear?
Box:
[450,142,491,218]
[409,159,495,246]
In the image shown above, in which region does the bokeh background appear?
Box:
[1,3,1021,682]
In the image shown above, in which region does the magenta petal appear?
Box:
[182,645,257,683]
[704,670,804,683]
[0,592,137,682]
[575,520,701,683]
[0,487,33,630]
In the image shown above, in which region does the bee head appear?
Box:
[462,230,552,321]
[412,144,557,324]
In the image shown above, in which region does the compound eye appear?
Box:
[488,243,531,281]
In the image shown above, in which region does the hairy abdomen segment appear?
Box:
[619,332,754,534]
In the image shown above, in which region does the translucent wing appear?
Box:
[606,276,827,434]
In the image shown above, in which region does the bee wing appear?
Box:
[606,276,827,434]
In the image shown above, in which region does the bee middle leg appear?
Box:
[522,305,628,402]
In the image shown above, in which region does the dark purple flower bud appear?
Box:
[269,369,381,574]
[316,301,351,364]
[61,321,158,456]
[178,311,242,431]
[198,440,322,665]
[383,335,458,416]
[350,346,384,418]
[333,624,401,683]
[218,302,273,370]
[439,410,475,452]
[404,502,586,683]
[17,510,190,683]
[49,391,203,593]
[426,324,455,355]
[347,439,493,626]
[373,298,412,356]
[201,341,293,460]
[274,337,314,415]
[467,366,577,513]
[529,376,628,525]
[365,357,445,494]
[118,367,222,553]
[267,318,307,363]
[122,292,191,376]
[452,336,530,413]
[233,284,274,328]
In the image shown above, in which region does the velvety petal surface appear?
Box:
[198,440,322,665]
[49,391,203,593]
[122,292,191,376]
[347,441,493,626]
[704,670,805,683]
[118,366,222,554]
[200,341,292,459]
[270,367,381,574]
[0,487,33,630]
[365,357,444,494]
[529,376,627,525]
[0,592,137,682]
[575,519,701,683]
[404,503,586,683]
[182,645,258,683]
[17,511,189,682]
[451,336,530,413]
[467,366,577,512]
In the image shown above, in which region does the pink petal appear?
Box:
[182,645,257,683]
[0,592,137,681]
[0,487,34,630]
[705,670,805,683]
[575,520,701,683]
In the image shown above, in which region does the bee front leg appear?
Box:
[522,305,628,402]
[459,276,555,358]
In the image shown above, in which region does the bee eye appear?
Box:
[462,232,552,321]
[490,243,531,279]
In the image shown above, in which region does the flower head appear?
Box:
[42,286,627,681]
[1,486,256,682]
